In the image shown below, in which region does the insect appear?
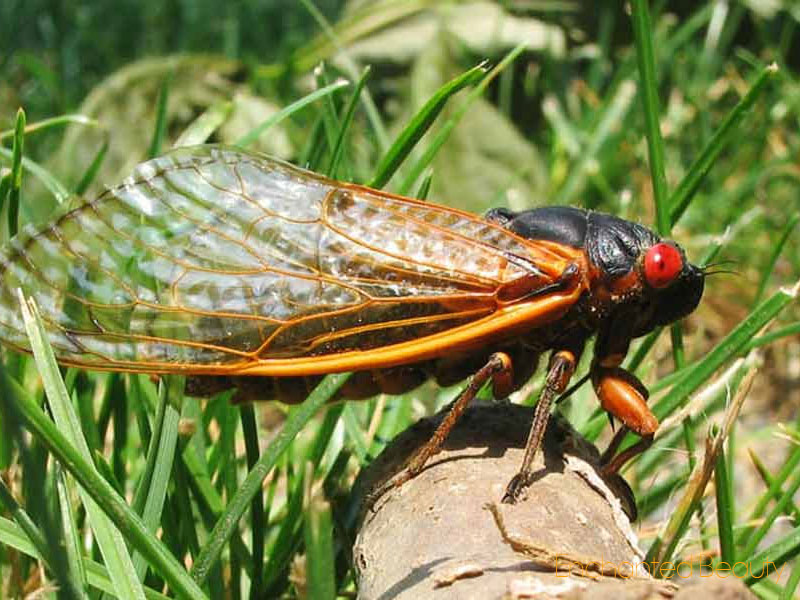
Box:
[0,145,704,505]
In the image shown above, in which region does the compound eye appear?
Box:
[644,242,683,289]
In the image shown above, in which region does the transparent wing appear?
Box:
[0,146,575,374]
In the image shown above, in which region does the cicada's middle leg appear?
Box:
[502,346,582,504]
[366,352,514,507]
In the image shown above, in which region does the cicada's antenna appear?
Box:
[701,260,741,278]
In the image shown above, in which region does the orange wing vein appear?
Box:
[0,146,584,375]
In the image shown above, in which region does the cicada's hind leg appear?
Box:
[502,346,581,504]
[366,352,514,508]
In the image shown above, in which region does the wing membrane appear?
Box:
[0,146,579,374]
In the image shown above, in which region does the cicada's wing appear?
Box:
[0,146,581,374]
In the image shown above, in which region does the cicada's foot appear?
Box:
[501,471,532,504]
[363,469,416,512]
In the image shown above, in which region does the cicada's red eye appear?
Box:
[644,242,683,289]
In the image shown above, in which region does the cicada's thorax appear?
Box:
[492,205,661,354]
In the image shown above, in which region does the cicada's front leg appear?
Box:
[593,366,657,438]
[591,329,659,475]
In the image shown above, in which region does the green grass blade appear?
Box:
[190,373,350,586]
[55,461,89,595]
[0,114,102,140]
[263,479,305,594]
[631,0,670,235]
[291,0,432,74]
[415,171,433,200]
[328,66,370,179]
[742,468,800,560]
[148,74,172,159]
[669,64,778,226]
[647,366,755,567]
[541,95,582,158]
[585,282,793,443]
[174,101,233,148]
[235,80,350,148]
[220,408,242,598]
[20,294,147,600]
[626,327,663,373]
[556,80,637,205]
[214,402,239,493]
[342,404,369,465]
[94,450,124,496]
[736,527,800,585]
[132,377,183,581]
[781,559,800,599]
[315,65,344,173]
[755,213,798,304]
[131,377,168,515]
[749,450,800,521]
[637,472,687,519]
[181,440,225,515]
[0,146,70,204]
[714,426,736,564]
[112,385,129,495]
[629,0,706,478]
[369,62,486,189]
[13,296,207,598]
[7,108,25,237]
[74,138,109,195]
[746,322,800,351]
[303,463,336,599]
[653,284,797,421]
[0,172,10,221]
[298,114,326,169]
[670,324,685,369]
[398,44,527,195]
[0,477,72,594]
[297,0,390,151]
[307,404,345,472]
[738,445,800,549]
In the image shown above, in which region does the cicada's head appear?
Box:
[638,240,706,326]
[583,212,705,337]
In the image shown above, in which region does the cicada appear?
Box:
[0,146,704,504]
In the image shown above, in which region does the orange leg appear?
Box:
[502,349,578,504]
[601,431,654,475]
[367,352,513,506]
[594,366,658,475]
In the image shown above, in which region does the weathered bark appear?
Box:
[352,403,755,600]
